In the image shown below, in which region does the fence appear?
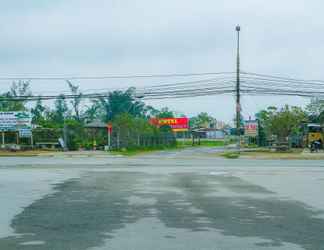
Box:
[110,130,176,150]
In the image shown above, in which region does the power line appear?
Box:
[2,69,324,102]
[0,76,235,101]
[241,71,324,84]
[28,77,235,95]
[0,72,235,81]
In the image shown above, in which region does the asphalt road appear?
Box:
[0,147,324,250]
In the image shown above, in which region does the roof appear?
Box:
[307,123,321,127]
[85,120,107,128]
[192,128,224,132]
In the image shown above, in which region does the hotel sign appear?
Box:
[149,117,189,132]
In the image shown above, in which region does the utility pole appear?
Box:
[236,25,241,152]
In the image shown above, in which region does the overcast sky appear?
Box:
[0,0,323,123]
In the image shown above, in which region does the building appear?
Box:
[192,128,226,139]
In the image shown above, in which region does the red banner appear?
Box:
[149,118,189,132]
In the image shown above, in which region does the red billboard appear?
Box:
[149,118,189,132]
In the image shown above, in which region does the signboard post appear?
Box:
[107,123,113,150]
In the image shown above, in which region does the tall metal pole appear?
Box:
[236,25,241,152]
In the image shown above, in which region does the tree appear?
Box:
[156,107,174,118]
[143,105,159,118]
[31,98,46,124]
[0,81,31,111]
[306,98,324,123]
[67,80,82,121]
[83,100,102,122]
[98,88,146,122]
[50,95,69,125]
[256,105,307,141]
[190,112,215,128]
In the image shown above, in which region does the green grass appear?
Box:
[220,152,240,159]
[110,145,177,156]
[110,140,225,156]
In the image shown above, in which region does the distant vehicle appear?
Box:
[303,123,323,148]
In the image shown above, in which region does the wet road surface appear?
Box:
[0,148,324,250]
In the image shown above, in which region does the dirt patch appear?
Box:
[0,150,53,157]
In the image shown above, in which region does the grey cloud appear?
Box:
[0,0,323,122]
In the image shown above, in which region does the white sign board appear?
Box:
[19,128,32,138]
[0,112,32,131]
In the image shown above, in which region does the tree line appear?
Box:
[2,80,324,149]
[0,81,178,150]
[256,99,324,146]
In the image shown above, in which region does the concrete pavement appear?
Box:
[0,148,324,249]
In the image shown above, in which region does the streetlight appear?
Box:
[235,25,241,152]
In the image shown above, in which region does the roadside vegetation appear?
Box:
[1,82,224,153]
[0,81,179,151]
[3,81,324,156]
